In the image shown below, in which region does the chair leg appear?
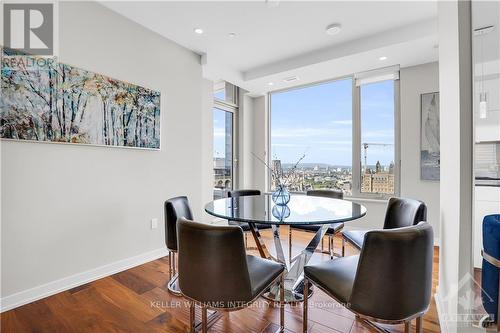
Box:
[404,320,410,333]
[416,316,423,333]
[244,232,248,250]
[341,237,345,257]
[172,252,176,276]
[201,305,208,333]
[189,302,195,333]
[303,278,309,333]
[279,273,285,332]
[288,227,292,263]
[328,234,333,259]
[321,237,324,252]
[168,250,173,280]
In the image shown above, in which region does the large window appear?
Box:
[359,80,396,195]
[213,108,233,199]
[270,69,399,198]
[213,82,238,199]
[270,78,353,195]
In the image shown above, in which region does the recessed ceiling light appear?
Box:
[228,32,236,38]
[266,0,280,8]
[283,76,299,83]
[268,82,274,86]
[193,28,204,34]
[325,23,342,36]
[379,56,388,61]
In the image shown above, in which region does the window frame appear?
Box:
[213,83,239,198]
[267,74,400,199]
[352,78,401,199]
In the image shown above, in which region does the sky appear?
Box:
[213,108,231,159]
[271,78,395,166]
[213,78,395,167]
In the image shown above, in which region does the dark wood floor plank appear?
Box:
[0,310,31,333]
[10,299,75,333]
[0,231,441,333]
[91,277,164,323]
[112,269,157,295]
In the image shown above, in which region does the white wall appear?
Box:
[250,95,269,192]
[436,1,474,332]
[400,62,441,241]
[238,91,255,189]
[244,63,441,237]
[1,1,209,307]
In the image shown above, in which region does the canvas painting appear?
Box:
[1,49,161,149]
[420,92,440,181]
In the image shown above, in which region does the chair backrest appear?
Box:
[481,214,500,321]
[228,189,261,198]
[349,222,433,321]
[164,196,193,251]
[177,218,253,306]
[306,189,343,200]
[383,197,427,229]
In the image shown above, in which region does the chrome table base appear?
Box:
[248,222,330,303]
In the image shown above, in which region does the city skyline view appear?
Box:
[271,78,395,166]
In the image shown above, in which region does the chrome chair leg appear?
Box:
[328,234,333,259]
[167,251,182,295]
[172,252,176,276]
[404,320,410,333]
[303,278,309,333]
[416,316,423,333]
[168,250,173,280]
[321,237,324,252]
[288,227,292,263]
[279,273,285,332]
[189,302,196,333]
[201,305,208,333]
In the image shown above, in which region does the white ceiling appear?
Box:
[102,1,439,95]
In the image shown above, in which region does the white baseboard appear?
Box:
[0,248,169,313]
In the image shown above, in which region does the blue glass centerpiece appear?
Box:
[272,204,291,221]
[272,184,290,206]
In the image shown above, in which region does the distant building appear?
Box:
[361,160,395,194]
[273,160,283,177]
[214,157,231,191]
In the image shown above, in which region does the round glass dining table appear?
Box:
[205,194,366,303]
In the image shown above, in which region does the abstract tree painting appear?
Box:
[1,48,161,149]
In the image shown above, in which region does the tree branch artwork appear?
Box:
[0,47,161,149]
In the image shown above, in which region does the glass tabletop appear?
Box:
[204,194,367,225]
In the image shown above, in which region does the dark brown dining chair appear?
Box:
[164,196,193,295]
[177,218,285,333]
[303,222,434,333]
[342,197,427,256]
[227,189,271,249]
[289,189,344,261]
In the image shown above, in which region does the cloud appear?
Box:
[362,130,394,140]
[213,128,226,138]
[271,127,330,138]
[314,140,352,145]
[331,120,352,126]
[272,143,309,148]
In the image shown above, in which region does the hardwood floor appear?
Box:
[1,228,441,333]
